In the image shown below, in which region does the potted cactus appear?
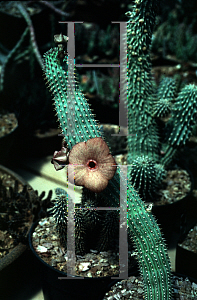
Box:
[29,0,197,299]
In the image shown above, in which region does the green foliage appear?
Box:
[0,1,67,133]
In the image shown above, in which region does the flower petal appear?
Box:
[68,137,117,192]
[86,137,110,161]
[69,142,87,165]
[98,154,117,180]
[83,170,109,193]
[54,147,69,160]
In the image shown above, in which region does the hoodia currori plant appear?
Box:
[41,0,197,299]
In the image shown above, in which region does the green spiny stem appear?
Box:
[101,169,172,300]
[161,84,197,166]
[126,0,197,173]
[152,99,172,118]
[153,77,177,118]
[0,27,29,92]
[127,185,172,300]
[157,77,177,103]
[126,0,166,199]
[43,50,103,149]
[16,2,43,69]
[127,155,166,199]
[126,0,160,161]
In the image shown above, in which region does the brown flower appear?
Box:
[68,137,117,192]
[52,146,69,171]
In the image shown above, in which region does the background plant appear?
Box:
[151,0,197,62]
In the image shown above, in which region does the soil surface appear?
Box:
[154,167,191,206]
[103,274,197,299]
[32,216,137,278]
[179,222,197,254]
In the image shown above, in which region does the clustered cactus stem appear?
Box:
[161,84,197,166]
[126,0,197,201]
[125,0,167,201]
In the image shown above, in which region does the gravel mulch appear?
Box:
[103,274,197,300]
[155,168,191,206]
[178,224,197,254]
[32,216,137,278]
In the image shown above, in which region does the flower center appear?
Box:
[87,159,97,170]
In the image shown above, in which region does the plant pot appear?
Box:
[0,165,35,272]
[0,164,38,299]
[0,247,43,300]
[0,111,19,166]
[0,165,52,299]
[29,218,137,300]
[151,163,195,247]
[176,216,197,280]
[103,271,197,299]
[0,187,53,299]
